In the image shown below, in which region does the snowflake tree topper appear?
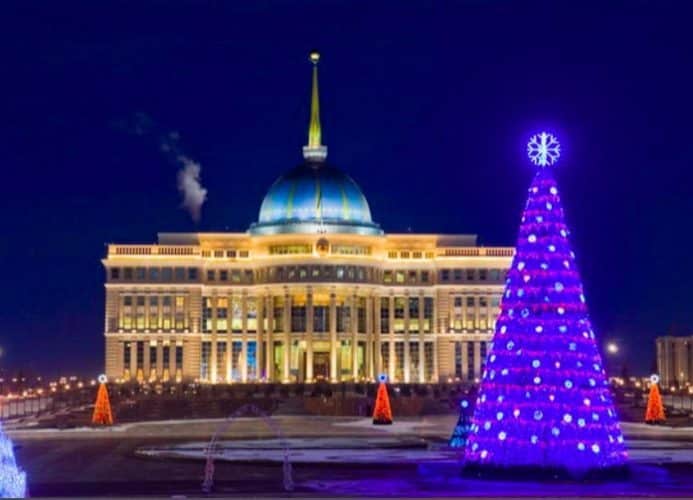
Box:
[527,132,561,167]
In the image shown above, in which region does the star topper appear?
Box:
[527,132,561,167]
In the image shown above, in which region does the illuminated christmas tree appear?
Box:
[92,375,114,426]
[372,375,393,425]
[449,398,474,448]
[464,133,627,478]
[645,374,665,424]
[0,422,26,498]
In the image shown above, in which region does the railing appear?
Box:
[0,396,53,420]
[109,245,200,257]
[662,394,693,412]
[439,247,514,257]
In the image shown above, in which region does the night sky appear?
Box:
[1,1,691,377]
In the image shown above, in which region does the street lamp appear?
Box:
[606,342,619,354]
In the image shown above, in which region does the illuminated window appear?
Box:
[408,297,420,333]
[394,297,405,333]
[200,341,211,381]
[423,297,433,333]
[384,270,393,283]
[408,270,417,283]
[395,271,405,284]
[380,298,390,333]
[232,297,243,332]
[246,297,257,332]
[175,296,185,308]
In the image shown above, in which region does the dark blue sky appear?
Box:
[1,1,691,377]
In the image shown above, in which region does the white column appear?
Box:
[403,291,410,383]
[256,294,264,382]
[329,291,337,382]
[210,297,217,383]
[306,287,314,383]
[265,294,274,382]
[241,292,248,383]
[374,295,382,378]
[351,292,358,380]
[366,294,374,380]
[473,341,481,380]
[283,291,291,383]
[418,291,425,383]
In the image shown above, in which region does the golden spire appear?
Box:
[303,50,328,162]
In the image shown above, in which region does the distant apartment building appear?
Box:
[656,335,693,388]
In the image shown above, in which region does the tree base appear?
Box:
[645,420,666,425]
[462,463,630,481]
[373,419,393,425]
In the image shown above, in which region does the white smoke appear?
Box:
[176,156,207,222]
[114,113,209,223]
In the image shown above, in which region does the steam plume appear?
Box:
[176,156,207,222]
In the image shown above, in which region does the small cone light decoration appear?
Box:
[92,374,114,426]
[645,374,665,425]
[372,374,393,425]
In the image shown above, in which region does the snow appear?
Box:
[333,418,436,433]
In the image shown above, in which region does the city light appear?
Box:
[607,342,619,354]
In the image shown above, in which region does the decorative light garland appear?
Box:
[0,422,26,498]
[464,133,627,476]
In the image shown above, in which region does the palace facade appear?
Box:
[102,52,514,384]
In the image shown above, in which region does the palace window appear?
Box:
[149,267,160,281]
[383,270,393,284]
[440,269,450,281]
[408,297,420,333]
[232,297,243,332]
[175,345,183,367]
[336,303,350,332]
[394,342,405,381]
[408,270,417,284]
[273,296,284,332]
[489,269,500,281]
[314,305,328,333]
[207,270,215,281]
[123,267,133,280]
[381,343,390,373]
[466,269,476,281]
[380,298,390,333]
[357,298,366,332]
[136,341,144,369]
[424,342,434,381]
[219,270,228,281]
[467,342,475,380]
[123,342,131,371]
[421,271,429,283]
[410,342,420,382]
[395,271,405,284]
[423,297,433,333]
[162,267,172,281]
[217,342,227,382]
[479,269,488,281]
[394,297,405,333]
[187,268,198,281]
[454,269,463,281]
[247,341,257,380]
[136,267,146,280]
[110,268,120,280]
[466,296,475,308]
[200,341,211,381]
[246,297,257,332]
[174,267,185,281]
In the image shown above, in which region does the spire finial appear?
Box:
[303,50,328,162]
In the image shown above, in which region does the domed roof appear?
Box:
[248,51,381,236]
[251,162,380,235]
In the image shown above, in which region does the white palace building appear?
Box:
[102,52,514,384]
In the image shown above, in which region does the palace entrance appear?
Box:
[313,352,330,380]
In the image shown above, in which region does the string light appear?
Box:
[464,132,627,476]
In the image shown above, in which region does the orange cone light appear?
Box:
[92,374,114,426]
[372,374,393,425]
[645,374,665,425]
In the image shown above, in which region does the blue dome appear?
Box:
[250,162,381,235]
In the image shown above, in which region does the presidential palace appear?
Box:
[102,52,514,385]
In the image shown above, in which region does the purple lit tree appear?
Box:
[0,422,26,498]
[464,133,627,478]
